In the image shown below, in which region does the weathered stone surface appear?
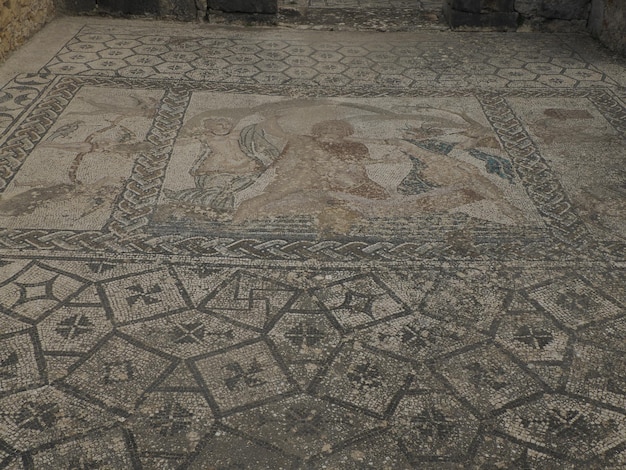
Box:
[449,0,482,13]
[209,0,277,14]
[158,0,198,19]
[483,0,516,12]
[449,0,515,13]
[0,0,55,61]
[194,0,208,20]
[447,9,519,28]
[0,16,626,469]
[540,0,590,20]
[98,0,160,14]
[445,0,519,29]
[57,0,197,19]
[514,0,539,16]
[57,0,96,13]
[589,0,626,55]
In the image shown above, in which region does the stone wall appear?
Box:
[55,0,198,20]
[208,0,276,14]
[0,0,55,61]
[443,0,519,30]
[588,0,626,55]
[55,0,276,19]
[515,0,591,21]
[443,0,593,30]
[514,0,626,54]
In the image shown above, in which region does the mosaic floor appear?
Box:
[0,16,625,469]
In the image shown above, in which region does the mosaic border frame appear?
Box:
[0,75,625,261]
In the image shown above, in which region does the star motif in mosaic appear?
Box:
[0,263,86,322]
[223,394,385,461]
[438,344,544,415]
[129,390,215,455]
[62,335,173,414]
[193,341,295,413]
[119,308,259,359]
[313,274,409,332]
[0,386,116,452]
[496,395,626,463]
[99,268,190,325]
[314,342,414,416]
[268,311,342,388]
[392,392,480,463]
[527,276,624,330]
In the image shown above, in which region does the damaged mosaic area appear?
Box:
[0,20,625,469]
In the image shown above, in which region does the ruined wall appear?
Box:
[443,0,520,30]
[208,0,276,14]
[444,0,592,30]
[55,0,276,19]
[589,0,626,55]
[0,0,55,61]
[515,0,626,54]
[55,0,198,20]
[515,0,591,21]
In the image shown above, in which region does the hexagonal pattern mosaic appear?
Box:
[42,28,619,89]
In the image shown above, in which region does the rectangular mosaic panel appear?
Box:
[508,96,626,243]
[0,85,163,230]
[154,92,544,236]
[0,76,624,261]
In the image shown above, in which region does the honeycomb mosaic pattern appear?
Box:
[42,27,620,88]
[0,17,625,469]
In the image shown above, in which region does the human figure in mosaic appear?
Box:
[0,94,157,224]
[170,117,263,212]
[163,100,530,231]
[232,117,390,226]
[165,110,283,214]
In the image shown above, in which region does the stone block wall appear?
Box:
[208,0,277,14]
[0,0,55,61]
[55,0,277,18]
[517,0,591,21]
[55,0,198,20]
[444,0,520,30]
[515,0,592,32]
[589,0,626,55]
[513,0,625,54]
[445,0,595,29]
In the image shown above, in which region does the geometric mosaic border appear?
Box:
[1,76,625,261]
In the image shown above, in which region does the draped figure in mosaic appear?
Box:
[165,107,284,214]
[164,99,531,231]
